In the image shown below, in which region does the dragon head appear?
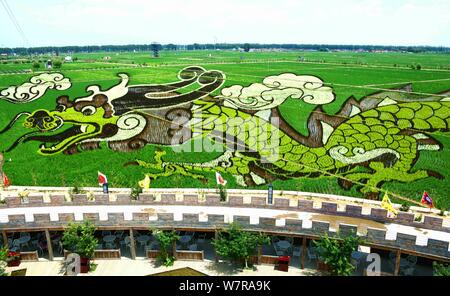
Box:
[1,67,226,155]
[22,94,119,155]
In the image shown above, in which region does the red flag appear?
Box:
[421,191,433,208]
[98,171,108,186]
[3,173,10,187]
[215,172,227,186]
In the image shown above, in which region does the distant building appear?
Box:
[45,60,52,69]
[64,56,73,62]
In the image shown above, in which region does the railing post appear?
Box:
[2,230,8,248]
[172,227,177,259]
[44,229,54,261]
[301,236,307,269]
[394,249,401,276]
[257,245,262,265]
[214,229,219,263]
[129,228,137,260]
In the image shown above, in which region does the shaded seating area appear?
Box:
[176,231,197,251]
[0,228,444,275]
[5,231,54,259]
[388,252,418,276]
[272,236,293,256]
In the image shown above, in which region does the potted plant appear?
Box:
[212,222,270,269]
[0,247,9,276]
[433,262,450,276]
[6,251,21,267]
[62,221,98,273]
[153,229,180,267]
[314,232,363,276]
[218,184,227,202]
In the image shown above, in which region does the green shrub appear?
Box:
[53,60,62,68]
[218,185,227,202]
[0,246,8,276]
[433,262,450,276]
[212,222,270,269]
[399,203,410,212]
[152,229,179,267]
[62,221,98,259]
[314,232,363,276]
[130,185,142,200]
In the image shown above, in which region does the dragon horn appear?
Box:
[0,112,31,134]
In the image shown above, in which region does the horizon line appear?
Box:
[2,42,450,50]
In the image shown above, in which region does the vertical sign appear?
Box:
[268,183,273,205]
[103,183,109,194]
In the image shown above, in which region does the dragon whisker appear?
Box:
[0,112,31,134]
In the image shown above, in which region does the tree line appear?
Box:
[0,43,449,55]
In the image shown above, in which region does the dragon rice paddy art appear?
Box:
[0,66,449,199]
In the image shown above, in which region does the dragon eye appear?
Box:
[56,105,66,112]
[81,106,96,116]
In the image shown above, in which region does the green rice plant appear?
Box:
[130,185,142,200]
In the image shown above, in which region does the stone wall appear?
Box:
[3,192,448,233]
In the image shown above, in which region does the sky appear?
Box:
[0,0,449,48]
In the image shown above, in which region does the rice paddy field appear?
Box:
[0,50,449,208]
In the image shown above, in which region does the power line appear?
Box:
[2,0,28,44]
[0,0,29,47]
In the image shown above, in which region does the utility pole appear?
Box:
[0,152,4,187]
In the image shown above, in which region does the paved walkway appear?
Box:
[5,258,318,276]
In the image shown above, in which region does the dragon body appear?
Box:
[1,66,449,198]
[138,96,449,198]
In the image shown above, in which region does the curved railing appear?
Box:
[1,187,449,262]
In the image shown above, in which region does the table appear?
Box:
[400,258,410,268]
[351,251,367,261]
[351,251,368,268]
[103,235,117,243]
[17,236,30,248]
[136,235,151,245]
[276,241,291,251]
[180,235,192,245]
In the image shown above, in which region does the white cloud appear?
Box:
[0,0,448,47]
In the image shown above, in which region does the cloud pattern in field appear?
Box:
[0,73,71,104]
[219,73,335,110]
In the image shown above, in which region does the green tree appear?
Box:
[62,221,98,259]
[313,232,363,276]
[53,60,62,69]
[0,246,8,276]
[32,61,40,70]
[212,222,270,269]
[243,43,251,52]
[165,44,177,51]
[153,229,179,267]
[151,42,161,58]
[433,262,450,276]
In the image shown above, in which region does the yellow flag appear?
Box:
[138,175,151,190]
[381,193,398,217]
